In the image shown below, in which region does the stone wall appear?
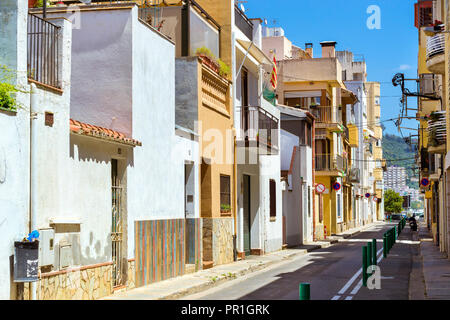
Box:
[21,259,137,300]
[202,217,234,266]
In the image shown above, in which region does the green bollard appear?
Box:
[367,242,373,273]
[299,283,310,300]
[372,238,377,266]
[383,234,387,258]
[362,246,368,287]
[394,226,397,243]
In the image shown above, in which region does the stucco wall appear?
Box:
[128,9,184,258]
[175,58,200,132]
[0,0,30,300]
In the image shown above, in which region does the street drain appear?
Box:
[441,273,450,278]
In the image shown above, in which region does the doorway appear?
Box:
[184,162,195,218]
[243,175,251,255]
[111,159,124,287]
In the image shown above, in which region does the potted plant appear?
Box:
[195,47,230,78]
[220,204,231,214]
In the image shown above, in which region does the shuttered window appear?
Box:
[220,175,231,211]
[270,179,276,218]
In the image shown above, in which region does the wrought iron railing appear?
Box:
[310,106,342,124]
[427,111,446,147]
[27,13,61,88]
[427,33,445,59]
[234,4,253,40]
[240,106,279,150]
[315,154,345,171]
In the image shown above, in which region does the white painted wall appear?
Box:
[0,0,30,300]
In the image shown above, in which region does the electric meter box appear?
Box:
[13,241,39,282]
[38,228,55,267]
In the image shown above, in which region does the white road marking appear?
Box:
[350,279,363,295]
[331,295,341,300]
[337,247,383,295]
[344,296,353,300]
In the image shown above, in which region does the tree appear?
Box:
[411,201,423,210]
[384,189,403,214]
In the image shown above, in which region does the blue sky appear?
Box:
[243,0,419,136]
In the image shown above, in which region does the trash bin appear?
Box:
[14,241,39,282]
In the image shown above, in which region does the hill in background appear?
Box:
[382,133,417,189]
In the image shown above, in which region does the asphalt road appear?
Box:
[182,222,416,300]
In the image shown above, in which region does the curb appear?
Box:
[108,223,379,300]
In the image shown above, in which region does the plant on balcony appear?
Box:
[33,0,53,8]
[195,47,230,77]
[220,204,231,213]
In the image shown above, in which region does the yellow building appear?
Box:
[277,42,357,237]
[415,0,447,249]
[366,82,386,220]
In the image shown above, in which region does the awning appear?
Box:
[236,39,273,66]
[341,87,358,105]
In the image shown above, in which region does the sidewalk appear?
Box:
[416,222,450,299]
[102,222,379,300]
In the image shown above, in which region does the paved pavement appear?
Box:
[103,222,379,300]
[417,221,450,299]
[183,222,393,300]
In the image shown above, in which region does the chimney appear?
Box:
[320,41,337,58]
[305,43,313,58]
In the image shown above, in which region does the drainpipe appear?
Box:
[312,116,316,241]
[233,128,237,261]
[29,83,38,300]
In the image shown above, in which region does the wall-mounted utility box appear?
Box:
[59,244,73,269]
[38,228,55,267]
[14,241,39,282]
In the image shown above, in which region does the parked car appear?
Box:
[390,214,403,221]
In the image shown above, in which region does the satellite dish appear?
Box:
[264,19,268,25]
[240,4,245,12]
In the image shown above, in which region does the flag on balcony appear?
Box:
[270,56,277,89]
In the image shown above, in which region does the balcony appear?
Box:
[310,106,342,131]
[348,167,360,183]
[347,124,359,147]
[27,13,61,89]
[374,168,383,181]
[235,4,253,40]
[427,111,446,154]
[315,154,345,175]
[239,106,279,152]
[426,34,445,74]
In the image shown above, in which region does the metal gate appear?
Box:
[111,159,123,287]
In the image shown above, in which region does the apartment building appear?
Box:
[263,33,358,238]
[384,166,408,190]
[414,0,448,250]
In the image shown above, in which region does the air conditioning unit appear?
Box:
[419,73,438,97]
[349,168,360,183]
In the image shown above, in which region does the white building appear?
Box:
[384,166,408,190]
[233,13,282,256]
[1,1,200,300]
[278,105,315,245]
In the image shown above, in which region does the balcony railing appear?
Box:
[240,106,279,150]
[427,111,446,147]
[27,13,61,88]
[427,33,445,60]
[315,154,345,172]
[310,106,342,124]
[235,4,253,40]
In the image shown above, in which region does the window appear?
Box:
[189,7,219,57]
[220,175,231,213]
[337,194,341,218]
[269,179,276,219]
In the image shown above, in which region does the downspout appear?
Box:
[29,83,38,300]
[312,115,316,241]
[233,129,237,261]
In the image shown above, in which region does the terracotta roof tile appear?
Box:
[69,119,142,147]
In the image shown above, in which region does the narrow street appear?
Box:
[182,222,418,300]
